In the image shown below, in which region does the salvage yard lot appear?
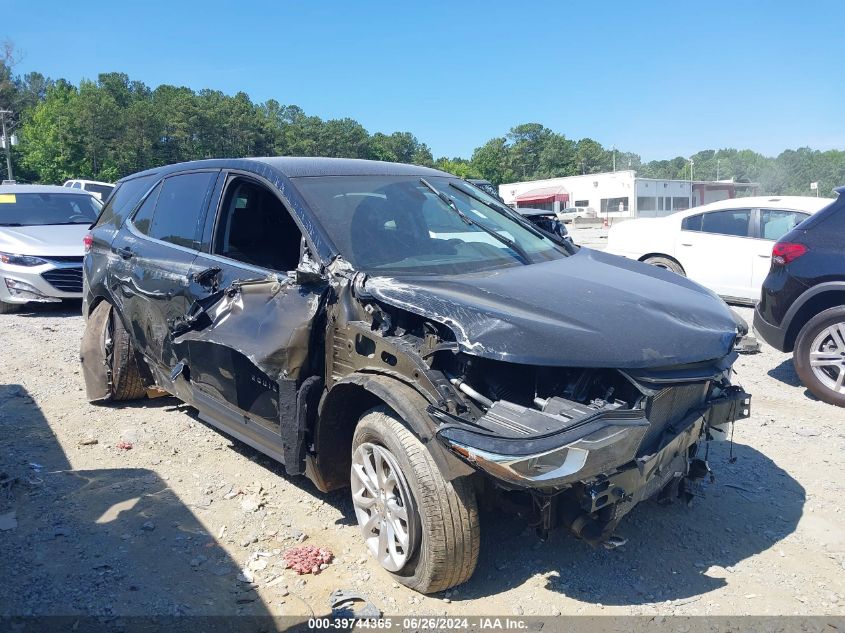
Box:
[1,228,844,621]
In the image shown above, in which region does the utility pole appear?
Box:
[689,158,695,209]
[0,110,13,182]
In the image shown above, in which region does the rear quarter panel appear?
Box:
[606,217,677,260]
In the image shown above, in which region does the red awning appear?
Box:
[515,186,570,206]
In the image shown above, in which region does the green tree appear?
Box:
[470,137,512,184]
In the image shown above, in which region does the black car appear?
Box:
[754,186,845,406]
[515,207,572,243]
[80,158,750,593]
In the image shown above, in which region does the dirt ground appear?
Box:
[1,228,844,622]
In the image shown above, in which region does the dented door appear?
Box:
[174,255,326,434]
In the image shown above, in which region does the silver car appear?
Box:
[0,184,102,312]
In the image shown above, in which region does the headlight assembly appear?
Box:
[0,252,48,267]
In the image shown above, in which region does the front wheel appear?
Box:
[0,300,21,314]
[794,306,845,407]
[351,406,480,594]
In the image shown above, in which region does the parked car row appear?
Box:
[606,192,845,406]
[0,184,102,312]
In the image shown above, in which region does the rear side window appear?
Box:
[132,182,161,236]
[700,209,751,237]
[681,213,702,231]
[132,172,216,250]
[759,209,809,240]
[94,174,158,230]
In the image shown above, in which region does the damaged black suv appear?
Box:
[81,158,751,593]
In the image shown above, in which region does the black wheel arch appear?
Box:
[782,282,845,352]
[307,372,474,493]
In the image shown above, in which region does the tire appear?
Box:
[351,406,479,594]
[643,255,685,276]
[108,309,147,401]
[0,301,21,314]
[793,306,845,407]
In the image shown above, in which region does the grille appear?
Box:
[43,256,84,264]
[639,382,709,455]
[41,267,83,293]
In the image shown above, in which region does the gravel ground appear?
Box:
[1,230,844,621]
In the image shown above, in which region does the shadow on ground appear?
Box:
[767,359,819,401]
[12,299,83,319]
[455,441,804,604]
[0,383,306,630]
[205,400,804,605]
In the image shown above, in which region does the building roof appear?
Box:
[515,185,570,205]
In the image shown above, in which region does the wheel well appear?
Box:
[87,295,107,316]
[308,374,474,493]
[638,253,685,274]
[311,382,387,492]
[785,290,845,351]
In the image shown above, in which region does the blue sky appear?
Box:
[6,0,844,160]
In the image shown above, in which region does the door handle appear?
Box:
[115,246,134,260]
[680,243,693,247]
[757,254,771,258]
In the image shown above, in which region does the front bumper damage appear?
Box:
[430,385,751,543]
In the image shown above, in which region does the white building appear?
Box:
[499,170,759,219]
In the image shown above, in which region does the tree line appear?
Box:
[1,52,843,195]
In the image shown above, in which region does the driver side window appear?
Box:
[213,178,303,272]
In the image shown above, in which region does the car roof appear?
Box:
[672,195,834,218]
[0,184,92,195]
[118,157,451,183]
[516,207,554,216]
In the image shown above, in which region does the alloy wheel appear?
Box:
[350,442,419,572]
[809,321,845,394]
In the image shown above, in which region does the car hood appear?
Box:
[364,248,739,368]
[0,224,88,256]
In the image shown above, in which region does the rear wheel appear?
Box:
[0,301,21,314]
[107,309,147,401]
[794,306,845,407]
[643,255,685,276]
[351,406,479,594]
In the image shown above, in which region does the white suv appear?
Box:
[63,179,115,201]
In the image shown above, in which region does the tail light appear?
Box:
[83,232,93,254]
[771,242,807,265]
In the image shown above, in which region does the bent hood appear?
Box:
[0,224,88,256]
[364,248,739,368]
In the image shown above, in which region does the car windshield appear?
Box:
[0,192,102,226]
[292,175,569,275]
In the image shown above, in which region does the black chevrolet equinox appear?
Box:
[754,186,845,407]
[80,157,751,592]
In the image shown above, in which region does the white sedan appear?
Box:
[606,196,832,304]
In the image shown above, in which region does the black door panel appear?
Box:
[177,256,326,434]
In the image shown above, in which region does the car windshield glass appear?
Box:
[292,175,568,275]
[85,183,114,198]
[0,192,102,226]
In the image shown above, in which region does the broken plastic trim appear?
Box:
[431,387,751,490]
[437,413,647,489]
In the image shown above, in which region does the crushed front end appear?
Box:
[428,354,751,545]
